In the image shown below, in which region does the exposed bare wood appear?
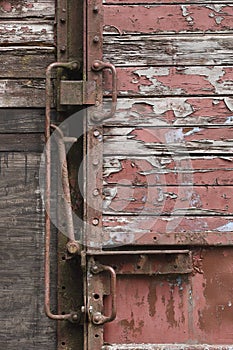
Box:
[0,134,44,152]
[0,21,54,45]
[103,156,233,186]
[103,126,233,155]
[103,35,233,66]
[104,5,233,35]
[102,98,233,126]
[0,47,55,78]
[104,66,233,97]
[102,215,233,246]
[0,0,55,18]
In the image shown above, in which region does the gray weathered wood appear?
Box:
[0,47,55,78]
[0,152,56,349]
[0,134,44,152]
[103,35,233,66]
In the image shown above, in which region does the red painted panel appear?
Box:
[104,5,233,34]
[103,249,233,345]
[104,157,233,186]
[104,66,233,97]
[103,185,233,215]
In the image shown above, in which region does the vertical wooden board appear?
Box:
[0,152,56,349]
[103,5,233,34]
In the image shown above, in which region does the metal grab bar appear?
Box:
[45,61,80,321]
[91,60,117,122]
[90,263,117,325]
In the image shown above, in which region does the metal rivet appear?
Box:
[60,46,66,53]
[95,101,100,107]
[93,35,100,43]
[93,6,99,13]
[92,218,99,226]
[72,314,79,321]
[93,130,100,137]
[62,8,66,12]
[92,159,99,166]
[93,189,99,196]
[60,18,66,23]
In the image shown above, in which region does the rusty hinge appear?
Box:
[59,60,117,106]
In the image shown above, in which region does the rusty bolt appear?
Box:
[93,6,99,13]
[93,35,100,43]
[92,61,100,70]
[60,46,66,53]
[92,218,99,226]
[92,265,99,273]
[93,312,102,324]
[93,129,100,137]
[72,314,79,322]
[93,159,99,166]
[93,189,99,196]
[66,241,80,255]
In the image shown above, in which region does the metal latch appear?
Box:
[59,60,117,106]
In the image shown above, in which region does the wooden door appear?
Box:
[84,1,233,350]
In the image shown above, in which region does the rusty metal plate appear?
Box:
[91,251,192,275]
[102,346,233,350]
[60,80,97,105]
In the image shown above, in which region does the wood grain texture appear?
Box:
[103,184,233,215]
[0,79,47,107]
[0,134,44,152]
[104,66,233,97]
[104,156,233,186]
[103,126,233,155]
[0,21,54,45]
[102,216,233,246]
[104,5,233,35]
[103,35,233,66]
[0,152,56,349]
[0,0,55,18]
[101,98,233,126]
[0,109,54,133]
[0,47,55,78]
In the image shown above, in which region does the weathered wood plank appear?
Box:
[103,35,233,66]
[104,66,233,97]
[103,126,233,154]
[103,185,233,215]
[104,5,233,35]
[0,134,44,152]
[0,79,46,107]
[0,109,55,133]
[0,21,54,45]
[102,216,233,246]
[102,98,233,126]
[0,0,55,18]
[104,156,233,186]
[0,47,55,78]
[0,151,56,349]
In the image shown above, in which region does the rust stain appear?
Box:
[147,280,157,317]
[166,285,178,328]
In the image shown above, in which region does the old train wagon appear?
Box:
[1,0,233,349]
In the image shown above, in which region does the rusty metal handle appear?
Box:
[91,60,117,121]
[90,264,117,325]
[45,61,80,321]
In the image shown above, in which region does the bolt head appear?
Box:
[93,189,99,196]
[92,61,100,70]
[93,6,99,13]
[92,218,99,226]
[93,129,100,137]
[93,313,102,323]
[72,314,79,321]
[93,36,100,43]
[92,159,99,166]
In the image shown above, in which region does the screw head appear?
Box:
[92,218,99,226]
[93,129,100,137]
[93,35,100,43]
[93,189,99,196]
